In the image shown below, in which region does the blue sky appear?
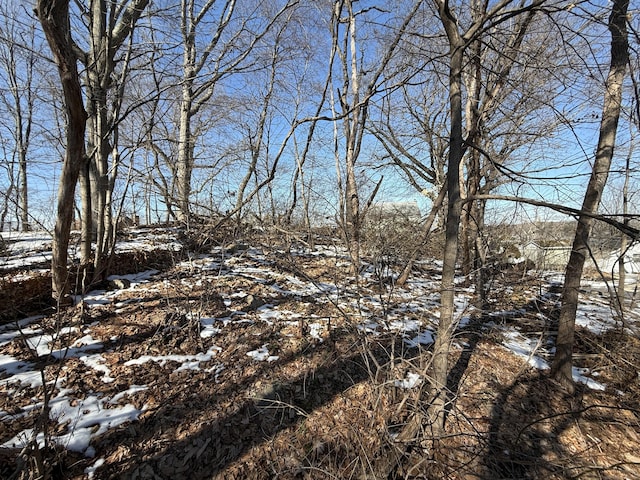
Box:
[1,0,638,231]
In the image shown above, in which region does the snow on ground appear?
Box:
[0,354,43,389]
[0,228,182,273]
[114,229,183,254]
[2,389,146,456]
[124,345,222,371]
[1,230,639,462]
[80,354,115,383]
[494,280,639,389]
[574,297,635,335]
[246,345,279,362]
[0,231,53,254]
[394,372,423,389]
[0,231,53,270]
[0,317,43,347]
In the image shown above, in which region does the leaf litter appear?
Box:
[0,227,639,479]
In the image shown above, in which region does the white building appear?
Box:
[601,242,640,275]
[520,241,572,271]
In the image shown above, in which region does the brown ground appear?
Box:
[0,239,639,479]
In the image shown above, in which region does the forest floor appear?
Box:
[0,226,639,479]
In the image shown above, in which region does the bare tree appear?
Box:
[283,52,329,232]
[430,0,468,435]
[0,4,42,232]
[459,2,559,308]
[329,0,422,273]
[551,0,629,393]
[35,0,88,302]
[369,66,451,285]
[370,1,561,298]
[431,0,548,433]
[610,126,637,314]
[171,0,298,224]
[127,9,181,224]
[0,130,16,231]
[72,0,149,278]
[232,24,284,225]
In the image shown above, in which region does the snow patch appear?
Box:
[394,372,422,389]
[502,330,550,370]
[124,346,222,372]
[80,354,115,383]
[246,345,279,362]
[2,392,146,456]
[404,330,434,347]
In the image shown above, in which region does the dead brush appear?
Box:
[153,275,227,353]
[271,374,397,479]
[7,443,67,480]
[327,328,441,478]
[579,327,640,396]
[150,309,204,354]
[2,309,73,480]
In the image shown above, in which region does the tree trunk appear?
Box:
[19,149,29,232]
[344,160,361,272]
[431,33,465,434]
[1,176,15,232]
[341,0,363,275]
[87,0,116,277]
[461,13,482,278]
[16,85,32,232]
[80,0,148,278]
[618,148,631,314]
[176,82,194,224]
[551,0,629,393]
[79,160,92,265]
[35,0,88,303]
[473,198,489,308]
